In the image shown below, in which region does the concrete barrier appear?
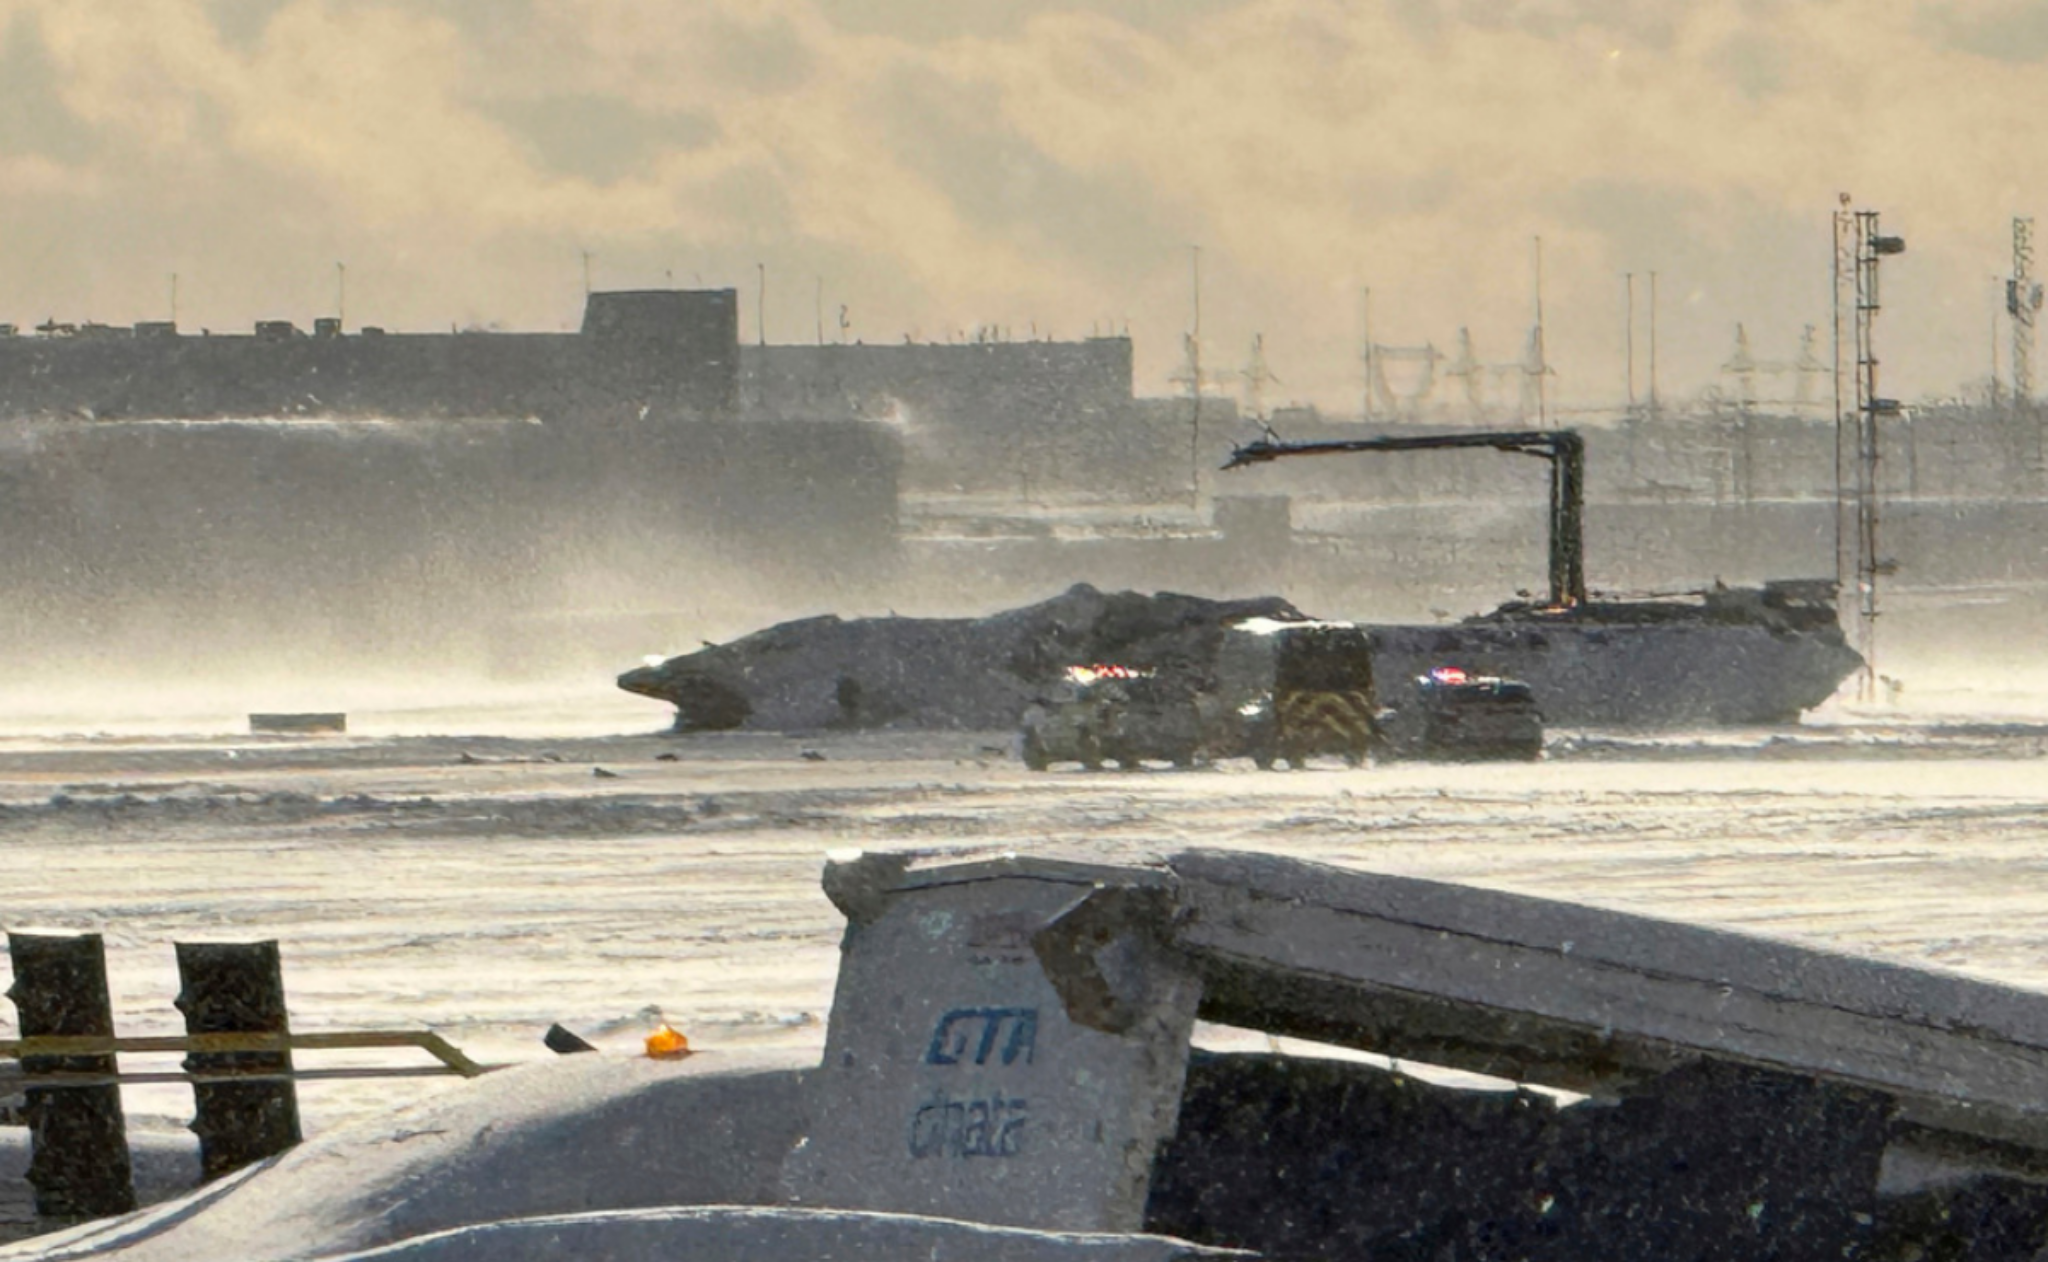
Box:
[248,714,347,735]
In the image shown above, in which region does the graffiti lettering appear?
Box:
[909,1092,1029,1159]
[924,1006,1038,1066]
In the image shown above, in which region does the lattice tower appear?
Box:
[2009,217,2041,406]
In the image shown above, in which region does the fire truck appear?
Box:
[1019,620,1378,770]
[1018,621,1543,770]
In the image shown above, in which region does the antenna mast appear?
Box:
[1832,197,1855,599]
[1850,205,1907,703]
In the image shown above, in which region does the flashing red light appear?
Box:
[1429,666,1470,685]
[1065,663,1152,685]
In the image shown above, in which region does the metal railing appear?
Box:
[5,931,499,1219]
[1,1030,495,1087]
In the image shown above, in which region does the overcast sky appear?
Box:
[3,0,2045,413]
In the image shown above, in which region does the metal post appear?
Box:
[175,941,302,1179]
[1549,431,1587,608]
[6,933,136,1221]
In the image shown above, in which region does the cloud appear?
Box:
[870,63,1175,281]
[0,12,99,162]
[1711,30,1791,99]
[1921,0,2048,63]
[484,95,719,186]
[1441,0,1682,47]
[820,0,1249,44]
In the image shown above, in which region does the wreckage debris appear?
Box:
[617,585,1301,734]
[621,579,1860,745]
[22,849,2048,1261]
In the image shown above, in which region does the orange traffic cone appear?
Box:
[644,1024,692,1059]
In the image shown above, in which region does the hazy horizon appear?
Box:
[5,1,2048,415]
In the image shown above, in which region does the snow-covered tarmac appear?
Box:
[0,687,2045,1248]
[3,708,2047,1138]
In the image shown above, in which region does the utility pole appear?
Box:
[1360,287,1376,422]
[169,273,178,328]
[1532,237,1548,427]
[1990,274,2007,409]
[1188,245,1204,510]
[581,251,593,297]
[756,262,766,347]
[1647,270,1660,417]
[1242,333,1279,425]
[1624,272,1636,412]
[1991,275,2005,410]
[336,262,346,328]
